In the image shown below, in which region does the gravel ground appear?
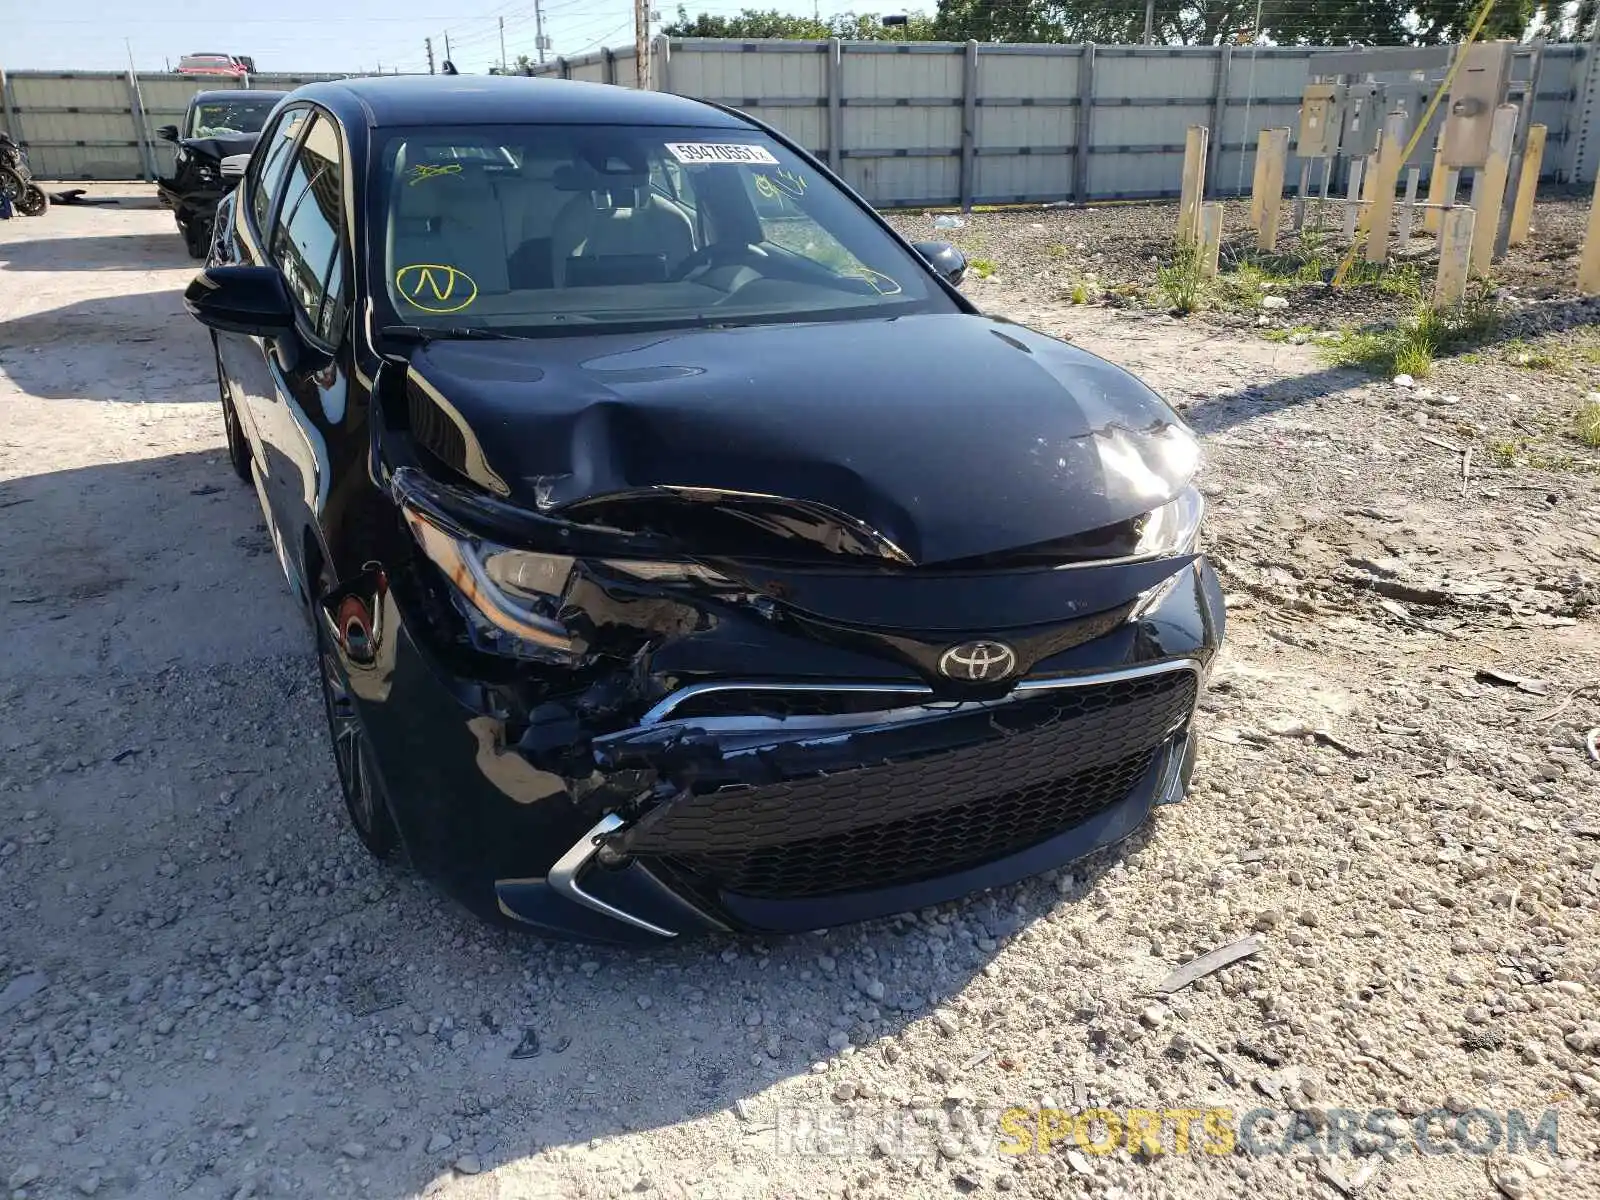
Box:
[2,188,1598,1200]
[884,190,1599,335]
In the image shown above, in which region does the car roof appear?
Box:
[190,89,288,103]
[287,75,752,131]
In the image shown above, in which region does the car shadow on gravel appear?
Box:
[0,290,216,403]
[0,447,1165,1198]
[1182,363,1371,435]
[0,232,189,271]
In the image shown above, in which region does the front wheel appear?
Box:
[181,217,209,259]
[17,184,47,217]
[316,605,400,861]
[214,350,252,484]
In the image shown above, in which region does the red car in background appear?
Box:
[176,53,256,78]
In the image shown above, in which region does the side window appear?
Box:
[250,106,308,235]
[270,114,347,342]
[740,169,866,277]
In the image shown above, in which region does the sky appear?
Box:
[0,0,915,75]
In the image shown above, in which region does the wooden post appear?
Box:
[1253,128,1290,251]
[1293,159,1312,231]
[1469,104,1519,276]
[1508,123,1546,246]
[1365,111,1408,264]
[1177,124,1209,244]
[1397,167,1421,244]
[1342,156,1365,242]
[1580,171,1600,294]
[1199,202,1224,278]
[1249,136,1269,233]
[1424,141,1449,234]
[1435,206,1476,307]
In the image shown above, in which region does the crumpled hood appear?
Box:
[179,133,260,163]
[406,313,1198,565]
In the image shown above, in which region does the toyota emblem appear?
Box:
[938,640,1018,682]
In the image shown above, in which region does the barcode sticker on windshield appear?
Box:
[665,142,778,166]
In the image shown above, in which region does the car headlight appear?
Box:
[401,505,736,660]
[402,504,580,659]
[1132,486,1204,558]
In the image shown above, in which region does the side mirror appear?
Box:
[157,124,180,143]
[184,266,296,337]
[912,241,967,287]
[220,154,251,180]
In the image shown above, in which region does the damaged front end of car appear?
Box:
[334,333,1224,941]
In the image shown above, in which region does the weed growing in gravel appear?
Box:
[1261,324,1317,344]
[969,257,996,279]
[1503,340,1560,370]
[1487,439,1520,467]
[1070,280,1091,304]
[1157,240,1205,315]
[1046,243,1069,259]
[1575,400,1600,448]
[1322,288,1498,380]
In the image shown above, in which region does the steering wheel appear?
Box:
[669,242,751,282]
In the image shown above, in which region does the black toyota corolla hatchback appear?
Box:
[185,75,1224,942]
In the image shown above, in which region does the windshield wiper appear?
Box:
[380,324,530,345]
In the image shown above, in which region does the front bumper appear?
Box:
[350,556,1224,942]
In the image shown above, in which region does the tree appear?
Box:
[663,7,939,39]
[1410,0,1539,41]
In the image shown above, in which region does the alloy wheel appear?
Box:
[316,625,398,860]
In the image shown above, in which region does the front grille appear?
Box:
[625,669,1195,901]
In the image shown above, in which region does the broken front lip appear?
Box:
[492,660,1202,940]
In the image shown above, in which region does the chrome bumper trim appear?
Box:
[548,814,678,939]
[639,657,1203,729]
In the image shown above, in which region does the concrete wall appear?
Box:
[0,70,345,180]
[4,42,1595,197]
[533,36,1597,206]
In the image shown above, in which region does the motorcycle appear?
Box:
[0,131,50,218]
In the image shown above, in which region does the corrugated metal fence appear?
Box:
[536,36,1598,206]
[3,41,1596,202]
[0,70,345,180]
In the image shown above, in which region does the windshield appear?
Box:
[372,123,954,335]
[188,98,277,137]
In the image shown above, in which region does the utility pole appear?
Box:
[1143,0,1155,44]
[425,37,435,74]
[534,0,548,64]
[634,0,650,89]
[499,16,507,72]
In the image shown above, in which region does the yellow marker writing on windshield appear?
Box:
[409,162,462,185]
[394,263,479,314]
[772,168,807,197]
[849,267,901,296]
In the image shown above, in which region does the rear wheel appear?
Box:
[0,166,23,210]
[315,581,400,861]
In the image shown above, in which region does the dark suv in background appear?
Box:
[158,90,286,256]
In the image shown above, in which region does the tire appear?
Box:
[181,218,208,259]
[16,184,47,217]
[215,352,252,484]
[0,165,23,207]
[315,582,401,862]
